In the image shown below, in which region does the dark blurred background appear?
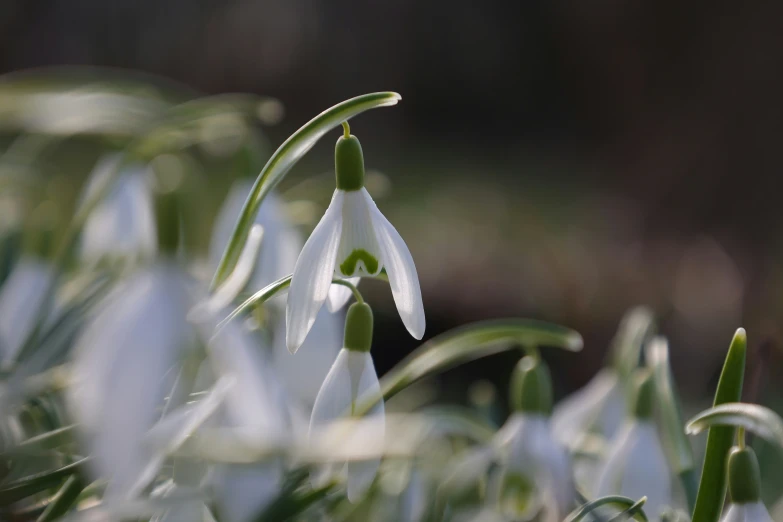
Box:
[2,0,783,408]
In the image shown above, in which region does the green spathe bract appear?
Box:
[510,356,553,415]
[691,328,747,522]
[211,92,401,291]
[686,403,783,453]
[629,369,654,420]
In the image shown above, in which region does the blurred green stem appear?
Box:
[36,475,85,522]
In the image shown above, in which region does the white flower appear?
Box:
[285,133,424,353]
[309,346,384,502]
[595,420,671,516]
[210,183,301,297]
[723,503,773,522]
[551,368,625,448]
[273,307,342,409]
[498,413,574,522]
[80,154,156,263]
[0,256,55,366]
[67,262,194,500]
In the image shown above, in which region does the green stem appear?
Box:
[332,278,364,304]
[691,329,746,522]
[341,121,351,138]
[0,458,87,506]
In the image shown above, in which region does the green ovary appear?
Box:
[340,249,379,276]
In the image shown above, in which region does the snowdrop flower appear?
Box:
[721,446,772,522]
[210,184,301,298]
[67,261,194,500]
[273,307,342,409]
[202,318,291,522]
[286,127,424,353]
[497,357,574,522]
[79,154,156,263]
[309,301,384,502]
[551,368,625,448]
[67,170,195,501]
[596,370,671,518]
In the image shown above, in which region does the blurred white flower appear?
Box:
[210,182,301,298]
[722,447,771,522]
[309,302,383,502]
[67,262,194,500]
[287,133,424,353]
[595,371,671,517]
[0,256,54,366]
[80,154,157,263]
[273,307,342,409]
[551,368,625,449]
[723,503,773,522]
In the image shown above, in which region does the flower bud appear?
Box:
[343,302,373,353]
[335,134,365,191]
[510,356,553,415]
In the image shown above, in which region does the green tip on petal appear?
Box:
[510,356,553,415]
[630,369,655,420]
[335,134,365,191]
[344,302,374,352]
[728,446,762,503]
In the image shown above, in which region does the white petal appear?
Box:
[0,258,54,365]
[80,159,156,262]
[722,503,774,522]
[596,421,672,517]
[551,369,625,447]
[286,191,344,353]
[211,462,284,522]
[273,307,342,408]
[68,264,193,500]
[400,468,428,522]
[503,414,574,519]
[327,277,360,312]
[336,190,383,277]
[309,349,384,502]
[364,189,425,339]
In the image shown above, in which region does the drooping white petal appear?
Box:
[327,276,361,312]
[309,348,384,502]
[80,156,156,262]
[273,307,342,408]
[722,502,774,522]
[67,263,193,500]
[364,189,425,339]
[500,413,574,519]
[336,190,383,277]
[551,369,625,447]
[210,184,302,296]
[210,462,284,522]
[400,468,428,522]
[286,191,344,353]
[0,257,54,365]
[595,420,672,517]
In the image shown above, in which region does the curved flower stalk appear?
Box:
[79,154,157,263]
[286,125,424,353]
[595,369,672,518]
[496,357,574,522]
[719,446,772,522]
[309,301,384,502]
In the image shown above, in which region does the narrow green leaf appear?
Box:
[7,425,76,456]
[352,319,581,416]
[611,306,656,378]
[608,497,649,522]
[0,458,87,506]
[564,495,649,522]
[686,403,783,450]
[692,328,747,522]
[36,474,85,522]
[645,336,696,509]
[210,91,402,290]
